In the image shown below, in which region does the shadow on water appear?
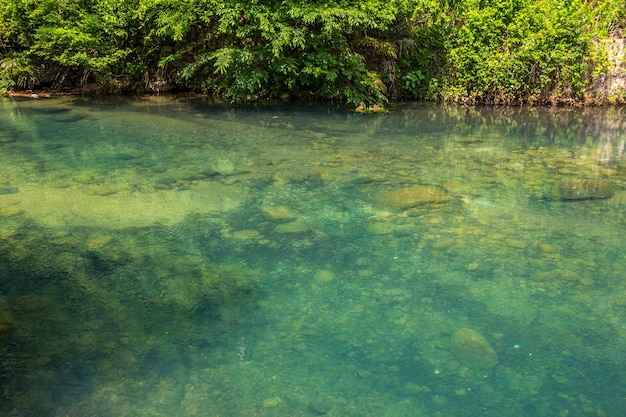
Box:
[0,217,262,415]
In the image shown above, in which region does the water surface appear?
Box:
[0,97,625,416]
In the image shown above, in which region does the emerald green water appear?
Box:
[0,97,625,416]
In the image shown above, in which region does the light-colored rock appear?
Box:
[377,186,449,210]
[262,205,296,221]
[0,182,244,229]
[231,229,262,241]
[313,269,336,283]
[450,328,498,370]
[262,396,283,408]
[274,218,309,234]
[212,157,235,175]
[86,233,114,251]
[587,37,626,104]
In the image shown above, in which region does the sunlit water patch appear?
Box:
[0,97,625,416]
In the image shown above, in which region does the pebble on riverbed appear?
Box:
[450,327,498,370]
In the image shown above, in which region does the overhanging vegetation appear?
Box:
[1,0,625,104]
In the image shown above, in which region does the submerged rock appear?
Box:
[557,178,614,201]
[450,327,498,370]
[313,269,336,283]
[273,218,310,234]
[376,186,449,210]
[262,205,296,221]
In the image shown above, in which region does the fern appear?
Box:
[211,48,233,75]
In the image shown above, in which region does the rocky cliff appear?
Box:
[587,35,626,104]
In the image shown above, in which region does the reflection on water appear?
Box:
[0,97,625,416]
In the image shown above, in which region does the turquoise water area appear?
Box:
[0,97,625,416]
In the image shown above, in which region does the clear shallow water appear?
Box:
[0,97,625,416]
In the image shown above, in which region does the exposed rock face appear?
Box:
[376,186,449,210]
[450,327,498,370]
[587,36,626,104]
[557,178,614,201]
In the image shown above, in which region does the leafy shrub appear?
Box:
[0,0,624,103]
[0,53,39,90]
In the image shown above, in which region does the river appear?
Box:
[0,96,624,416]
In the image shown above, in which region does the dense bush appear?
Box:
[0,0,624,104]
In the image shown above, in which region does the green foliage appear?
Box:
[0,0,138,89]
[400,0,610,104]
[33,26,130,73]
[171,0,397,104]
[0,0,624,103]
[0,53,39,90]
